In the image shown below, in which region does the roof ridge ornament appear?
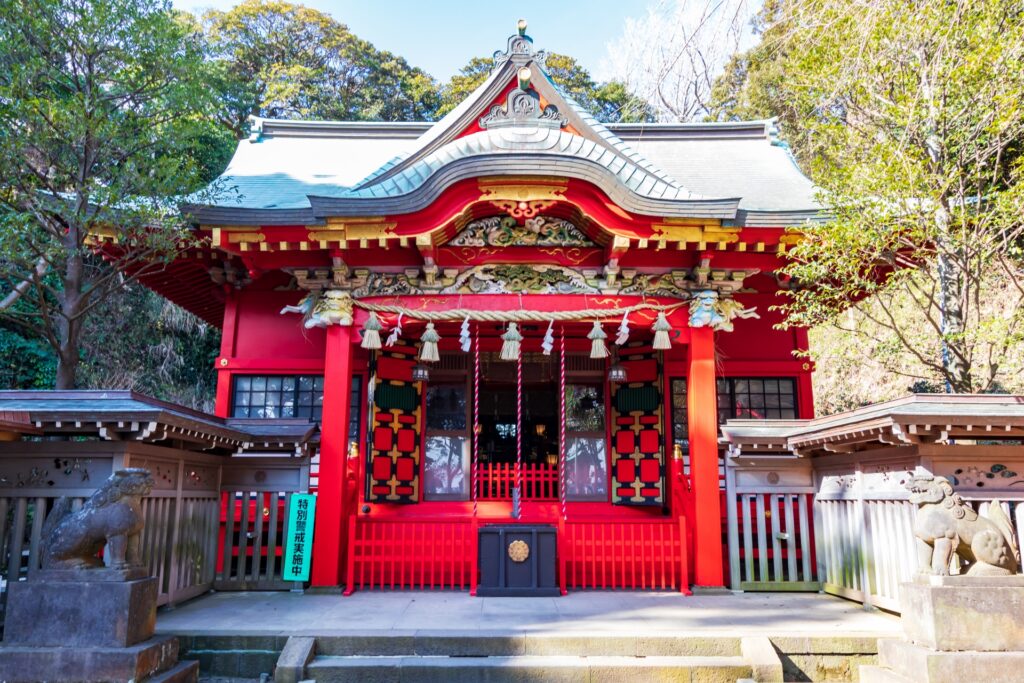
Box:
[478,67,568,130]
[493,19,547,70]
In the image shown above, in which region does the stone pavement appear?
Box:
[156,590,899,638]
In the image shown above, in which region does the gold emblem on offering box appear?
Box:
[507,540,530,563]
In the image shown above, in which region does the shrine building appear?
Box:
[153,23,823,593]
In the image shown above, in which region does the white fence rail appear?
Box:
[725,458,821,591]
[816,495,1024,611]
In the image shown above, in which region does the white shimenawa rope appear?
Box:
[353,300,685,323]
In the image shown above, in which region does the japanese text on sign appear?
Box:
[282,493,316,583]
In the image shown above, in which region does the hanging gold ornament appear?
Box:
[588,321,608,359]
[360,311,383,349]
[419,322,441,362]
[500,322,523,361]
[652,311,672,350]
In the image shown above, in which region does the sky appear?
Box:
[171,0,651,82]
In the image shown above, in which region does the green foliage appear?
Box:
[77,285,220,410]
[202,0,440,135]
[437,52,654,123]
[712,0,1024,395]
[0,0,223,388]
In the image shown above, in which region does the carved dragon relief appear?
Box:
[448,215,594,248]
[441,264,599,295]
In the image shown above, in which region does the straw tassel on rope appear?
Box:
[419,322,440,362]
[501,322,522,361]
[360,311,383,349]
[652,311,672,350]
[588,321,608,359]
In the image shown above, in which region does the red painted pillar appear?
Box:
[687,326,724,587]
[794,327,816,418]
[311,324,354,587]
[213,290,239,418]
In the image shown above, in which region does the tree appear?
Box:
[606,0,759,121]
[202,0,439,136]
[715,0,1024,394]
[0,0,221,389]
[437,52,654,123]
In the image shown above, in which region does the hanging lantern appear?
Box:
[419,322,440,362]
[652,311,672,350]
[608,361,628,383]
[411,363,430,382]
[588,321,608,359]
[459,316,471,353]
[360,311,383,349]
[500,322,522,361]
[541,320,555,355]
[385,312,403,346]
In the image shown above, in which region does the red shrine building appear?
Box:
[156,23,822,593]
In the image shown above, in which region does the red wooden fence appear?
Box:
[559,517,690,593]
[474,463,558,500]
[344,517,475,594]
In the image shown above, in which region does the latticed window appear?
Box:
[231,375,325,419]
[716,377,798,421]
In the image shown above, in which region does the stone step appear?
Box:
[145,659,201,683]
[858,664,917,683]
[0,635,180,683]
[312,632,742,657]
[305,654,752,683]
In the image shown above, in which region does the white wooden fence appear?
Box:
[0,442,309,626]
[725,457,820,591]
[726,448,1024,611]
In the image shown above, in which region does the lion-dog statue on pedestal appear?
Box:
[909,474,1020,576]
[41,468,154,570]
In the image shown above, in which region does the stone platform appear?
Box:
[861,576,1024,683]
[157,591,900,681]
[1,574,197,683]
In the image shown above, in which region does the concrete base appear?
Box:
[861,577,1024,683]
[4,576,157,648]
[874,638,1024,683]
[900,575,1024,651]
[0,635,196,683]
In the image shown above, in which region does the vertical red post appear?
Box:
[687,326,724,587]
[213,290,239,418]
[311,324,354,587]
[794,326,816,418]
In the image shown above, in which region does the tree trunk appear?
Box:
[55,250,85,390]
[937,244,971,393]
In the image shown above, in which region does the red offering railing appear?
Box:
[474,462,558,500]
[344,517,475,594]
[559,517,690,593]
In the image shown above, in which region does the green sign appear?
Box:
[282,493,316,583]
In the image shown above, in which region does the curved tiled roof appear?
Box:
[186,30,823,227]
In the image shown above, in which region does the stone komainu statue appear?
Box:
[41,468,154,570]
[909,475,1020,576]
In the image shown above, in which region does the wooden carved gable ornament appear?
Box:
[448,215,594,248]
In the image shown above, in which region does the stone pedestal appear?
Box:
[0,571,198,683]
[861,576,1024,683]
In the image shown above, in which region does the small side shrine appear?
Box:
[139,21,824,593]
[720,394,1024,609]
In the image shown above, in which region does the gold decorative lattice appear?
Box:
[507,540,530,563]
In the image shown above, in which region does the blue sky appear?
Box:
[172,0,650,81]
